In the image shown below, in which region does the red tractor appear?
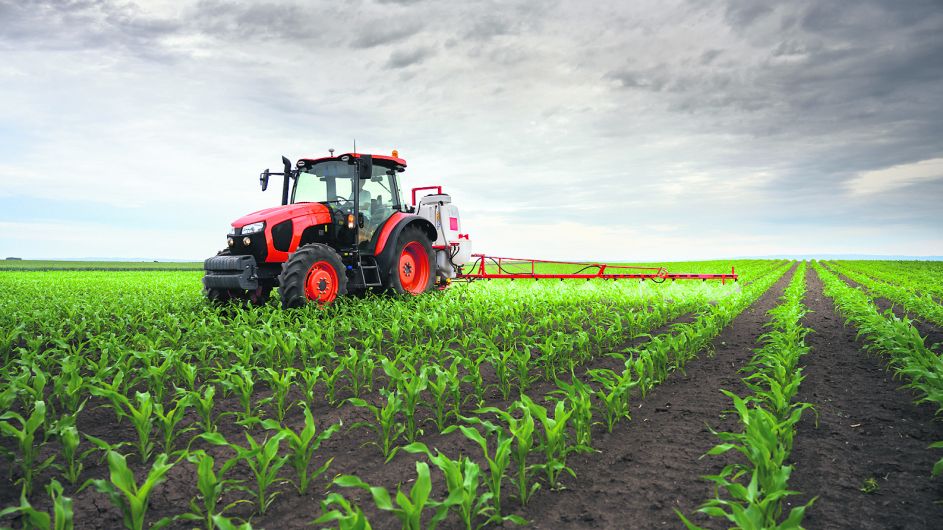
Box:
[203,151,473,307]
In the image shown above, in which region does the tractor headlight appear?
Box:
[240,222,265,235]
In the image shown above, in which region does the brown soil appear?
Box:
[509,265,797,528]
[786,267,943,529]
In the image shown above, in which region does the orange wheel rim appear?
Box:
[304,261,339,304]
[399,241,429,294]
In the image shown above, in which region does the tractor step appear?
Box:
[356,255,384,288]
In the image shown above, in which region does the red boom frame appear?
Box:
[458,254,738,284]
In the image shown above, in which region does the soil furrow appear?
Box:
[513,264,797,529]
[786,267,943,529]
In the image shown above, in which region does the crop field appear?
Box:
[1,260,941,529]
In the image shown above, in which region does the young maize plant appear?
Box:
[473,402,541,506]
[549,376,594,450]
[176,450,250,530]
[522,395,579,489]
[331,461,445,530]
[341,347,377,399]
[442,423,527,524]
[199,431,289,515]
[52,358,86,424]
[88,389,157,462]
[381,358,428,442]
[261,404,340,494]
[679,263,815,529]
[263,367,297,423]
[184,384,218,434]
[323,361,347,406]
[153,393,193,456]
[52,423,94,485]
[403,442,494,530]
[80,451,175,530]
[220,365,260,425]
[586,366,636,432]
[0,400,55,497]
[311,492,372,530]
[299,365,325,406]
[210,513,255,530]
[349,391,407,461]
[425,364,461,432]
[0,478,74,530]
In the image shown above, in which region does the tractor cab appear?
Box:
[291,154,406,251]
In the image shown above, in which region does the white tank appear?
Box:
[416,193,473,278]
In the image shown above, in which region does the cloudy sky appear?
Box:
[1,0,941,261]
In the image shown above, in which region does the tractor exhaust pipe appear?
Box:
[281,156,292,205]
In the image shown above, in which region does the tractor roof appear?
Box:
[299,153,407,168]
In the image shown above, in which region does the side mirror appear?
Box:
[259,169,270,191]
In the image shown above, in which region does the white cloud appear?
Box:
[846,158,943,196]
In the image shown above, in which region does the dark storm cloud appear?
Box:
[608,0,943,178]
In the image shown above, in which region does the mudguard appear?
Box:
[372,213,437,278]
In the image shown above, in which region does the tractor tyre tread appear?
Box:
[278,243,347,308]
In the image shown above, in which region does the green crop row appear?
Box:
[814,263,943,479]
[831,260,943,302]
[679,262,814,529]
[826,261,943,328]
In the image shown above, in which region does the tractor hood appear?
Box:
[231,202,331,229]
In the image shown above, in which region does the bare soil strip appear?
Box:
[786,268,943,529]
[513,265,797,529]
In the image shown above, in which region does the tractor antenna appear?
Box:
[353,139,356,153]
[329,148,334,157]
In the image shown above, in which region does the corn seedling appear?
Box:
[80,451,174,530]
[332,461,445,530]
[349,391,406,461]
[199,431,289,515]
[0,400,55,496]
[153,393,192,456]
[474,403,540,506]
[523,395,577,489]
[311,493,373,530]
[261,404,340,494]
[176,450,249,530]
[444,423,526,524]
[0,478,74,530]
[403,442,493,530]
[264,367,296,423]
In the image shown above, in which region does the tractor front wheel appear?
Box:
[387,225,435,295]
[278,244,348,308]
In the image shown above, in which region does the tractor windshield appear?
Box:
[291,160,403,213]
[292,161,356,205]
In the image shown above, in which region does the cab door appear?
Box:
[357,164,403,251]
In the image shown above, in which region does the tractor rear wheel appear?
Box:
[278,243,348,308]
[387,225,435,295]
